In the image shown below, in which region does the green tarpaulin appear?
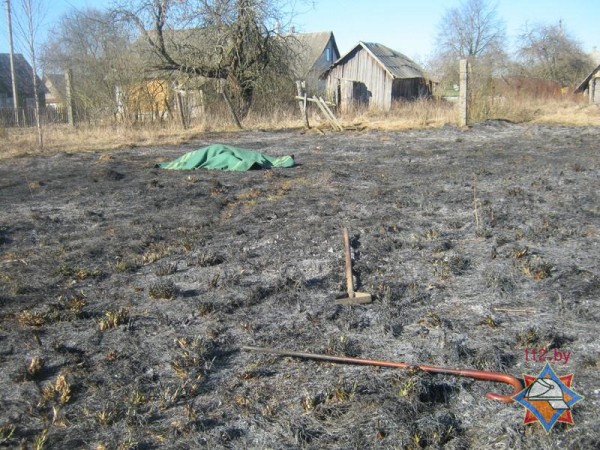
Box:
[158,144,295,171]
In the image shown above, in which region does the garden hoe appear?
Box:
[242,346,523,404]
[336,226,372,305]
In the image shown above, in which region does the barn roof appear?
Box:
[288,31,338,78]
[0,53,45,98]
[574,63,600,93]
[325,41,425,79]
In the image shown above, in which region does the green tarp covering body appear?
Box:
[158,144,295,171]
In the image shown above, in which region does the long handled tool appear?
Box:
[336,226,372,305]
[242,346,523,403]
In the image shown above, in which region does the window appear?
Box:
[326,47,332,62]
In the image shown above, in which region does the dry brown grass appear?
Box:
[0,122,210,161]
[339,98,457,130]
[1,96,598,160]
[471,92,600,125]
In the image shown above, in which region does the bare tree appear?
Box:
[14,0,46,147]
[113,0,293,122]
[436,0,505,60]
[432,0,507,89]
[41,8,138,122]
[516,22,594,87]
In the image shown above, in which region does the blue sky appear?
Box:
[1,0,599,64]
[295,0,600,64]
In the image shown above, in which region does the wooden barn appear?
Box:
[323,42,431,111]
[575,64,600,104]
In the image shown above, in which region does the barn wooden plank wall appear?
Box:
[326,47,394,110]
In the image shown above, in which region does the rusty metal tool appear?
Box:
[336,226,372,305]
[242,345,523,403]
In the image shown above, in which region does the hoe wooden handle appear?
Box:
[342,226,355,298]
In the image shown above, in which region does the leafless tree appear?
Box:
[432,0,507,89]
[113,0,294,122]
[14,0,46,147]
[41,8,138,122]
[436,0,505,60]
[516,22,594,87]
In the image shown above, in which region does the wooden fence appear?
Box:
[0,106,70,128]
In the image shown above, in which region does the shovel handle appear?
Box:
[342,226,355,298]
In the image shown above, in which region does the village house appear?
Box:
[288,31,340,94]
[0,53,45,108]
[43,73,67,109]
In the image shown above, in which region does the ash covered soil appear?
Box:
[1,122,599,449]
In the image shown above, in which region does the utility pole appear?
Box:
[5,0,20,126]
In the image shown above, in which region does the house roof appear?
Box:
[0,53,46,98]
[288,31,338,78]
[591,47,600,65]
[325,41,425,79]
[575,63,600,93]
[44,73,67,103]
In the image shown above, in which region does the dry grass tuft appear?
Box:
[41,373,72,405]
[98,308,130,331]
[16,310,46,327]
[27,356,45,378]
[148,280,178,300]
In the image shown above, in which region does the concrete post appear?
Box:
[459,59,469,127]
[65,69,75,127]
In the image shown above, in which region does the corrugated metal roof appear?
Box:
[326,42,425,80]
[360,42,425,78]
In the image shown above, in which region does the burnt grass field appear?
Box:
[1,122,599,449]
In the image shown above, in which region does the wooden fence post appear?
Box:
[176,91,187,129]
[296,80,309,128]
[458,59,469,127]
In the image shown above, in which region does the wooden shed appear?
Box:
[575,64,600,104]
[323,42,431,111]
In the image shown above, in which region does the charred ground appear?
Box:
[1,122,599,449]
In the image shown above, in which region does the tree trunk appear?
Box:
[221,88,243,130]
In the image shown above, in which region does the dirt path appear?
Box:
[1,122,599,448]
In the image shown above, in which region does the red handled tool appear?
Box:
[242,345,523,403]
